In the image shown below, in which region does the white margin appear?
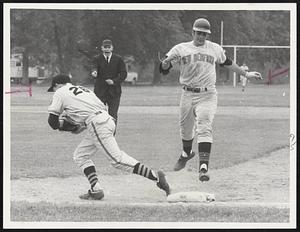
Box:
[3,2,297,11]
[3,2,12,228]
[289,3,297,229]
[3,2,297,229]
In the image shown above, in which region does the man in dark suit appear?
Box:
[91,39,127,123]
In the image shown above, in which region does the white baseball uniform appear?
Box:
[48,83,138,172]
[240,64,249,87]
[166,40,226,143]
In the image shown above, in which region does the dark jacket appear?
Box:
[92,53,127,98]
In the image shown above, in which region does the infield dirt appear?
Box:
[11,147,289,207]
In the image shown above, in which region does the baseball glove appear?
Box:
[71,124,87,134]
[58,118,79,131]
[58,114,86,134]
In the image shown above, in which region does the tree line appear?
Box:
[10,9,290,84]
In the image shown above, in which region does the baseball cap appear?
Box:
[193,18,211,34]
[102,39,113,46]
[47,74,71,92]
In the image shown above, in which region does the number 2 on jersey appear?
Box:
[69,86,90,96]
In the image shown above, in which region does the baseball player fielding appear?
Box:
[47,74,170,200]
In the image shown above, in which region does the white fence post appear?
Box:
[221,45,290,87]
[233,46,237,87]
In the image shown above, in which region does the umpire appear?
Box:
[91,39,127,123]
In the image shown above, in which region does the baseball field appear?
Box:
[6,83,293,228]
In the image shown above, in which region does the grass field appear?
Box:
[11,201,289,222]
[10,82,290,107]
[6,83,293,227]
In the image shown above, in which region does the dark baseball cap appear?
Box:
[47,74,71,92]
[102,39,113,46]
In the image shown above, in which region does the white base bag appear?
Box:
[167,191,215,203]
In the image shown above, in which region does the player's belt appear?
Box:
[183,86,208,93]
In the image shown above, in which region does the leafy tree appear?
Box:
[10,9,290,85]
[76,10,190,84]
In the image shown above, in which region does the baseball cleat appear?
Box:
[173,151,195,171]
[199,171,210,182]
[156,170,171,196]
[199,165,210,182]
[79,189,104,200]
[199,163,210,182]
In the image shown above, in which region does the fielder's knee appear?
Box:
[197,130,213,143]
[196,127,213,143]
[73,153,95,171]
[180,128,195,141]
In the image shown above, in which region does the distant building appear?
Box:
[10,51,48,84]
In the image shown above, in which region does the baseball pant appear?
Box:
[179,89,217,143]
[73,113,138,172]
[241,76,247,87]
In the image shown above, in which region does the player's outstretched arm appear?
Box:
[220,58,263,80]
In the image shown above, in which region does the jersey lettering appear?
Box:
[48,83,108,124]
[69,86,90,96]
[181,53,214,66]
[78,86,91,92]
[182,55,192,65]
[193,53,214,64]
[167,41,225,88]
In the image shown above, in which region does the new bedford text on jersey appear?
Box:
[181,53,214,65]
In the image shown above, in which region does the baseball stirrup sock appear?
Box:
[198,142,211,171]
[199,152,210,171]
[83,166,99,189]
[198,142,211,153]
[133,163,158,181]
[182,139,193,157]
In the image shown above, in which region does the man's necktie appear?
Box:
[106,56,109,64]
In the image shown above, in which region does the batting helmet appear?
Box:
[193,18,211,34]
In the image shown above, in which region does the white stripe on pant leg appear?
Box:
[91,121,138,172]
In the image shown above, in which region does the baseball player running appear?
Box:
[159,18,262,182]
[47,74,170,200]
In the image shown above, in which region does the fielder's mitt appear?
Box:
[58,114,86,134]
[58,118,79,131]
